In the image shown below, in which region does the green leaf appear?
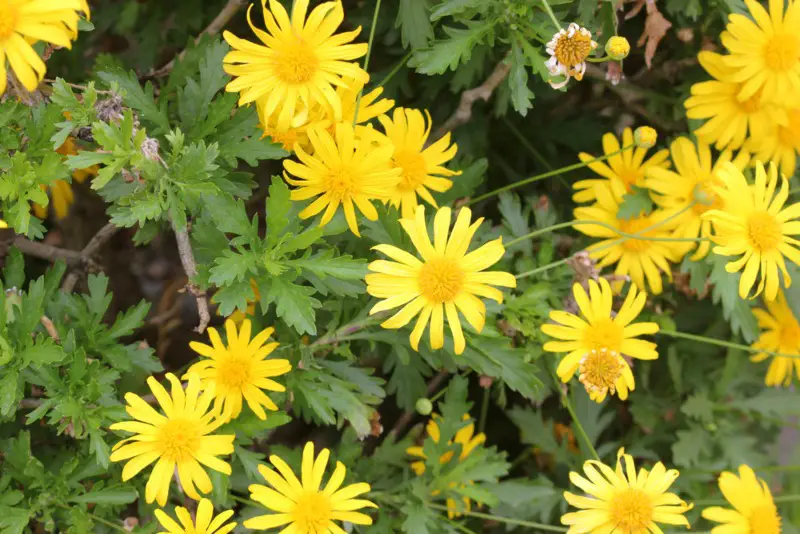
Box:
[235,444,266,480]
[672,425,713,467]
[681,392,715,423]
[209,250,259,286]
[431,0,485,20]
[412,20,495,74]
[0,371,20,417]
[68,486,138,505]
[98,69,170,134]
[396,0,433,49]
[266,176,292,247]
[463,337,545,401]
[401,502,433,534]
[709,255,758,342]
[681,256,711,295]
[265,276,321,335]
[509,41,533,116]
[0,506,31,534]
[617,185,654,220]
[729,389,800,418]
[66,151,113,170]
[19,341,66,367]
[106,300,150,339]
[289,251,368,280]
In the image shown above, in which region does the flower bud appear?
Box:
[415,398,433,416]
[605,36,630,60]
[634,126,657,148]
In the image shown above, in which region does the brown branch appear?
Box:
[432,56,511,141]
[40,316,60,343]
[62,222,121,293]
[12,237,85,264]
[144,0,248,80]
[388,370,449,441]
[171,219,210,334]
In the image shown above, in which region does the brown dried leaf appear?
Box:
[636,0,672,68]
[625,0,646,19]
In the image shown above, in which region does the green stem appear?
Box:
[378,50,413,88]
[427,503,568,532]
[54,503,127,533]
[515,258,570,280]
[506,218,705,248]
[539,0,562,32]
[478,386,490,434]
[774,494,800,504]
[658,329,800,361]
[231,494,262,508]
[587,56,613,63]
[352,0,382,126]
[468,145,635,205]
[549,367,601,462]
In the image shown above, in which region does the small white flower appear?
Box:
[545,23,598,89]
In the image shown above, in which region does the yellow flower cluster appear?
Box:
[109,319,376,533]
[222,0,463,236]
[685,0,800,174]
[0,0,89,95]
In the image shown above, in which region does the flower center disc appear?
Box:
[579,348,625,396]
[610,488,654,531]
[217,355,252,389]
[747,211,782,252]
[419,258,464,303]
[158,419,200,462]
[325,167,357,201]
[765,33,800,72]
[555,33,593,67]
[274,41,319,84]
[394,149,428,192]
[749,503,782,534]
[0,1,18,40]
[618,216,653,252]
[293,491,333,532]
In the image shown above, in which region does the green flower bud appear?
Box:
[605,36,630,60]
[415,398,433,416]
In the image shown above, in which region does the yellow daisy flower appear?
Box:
[257,100,329,153]
[334,79,395,131]
[378,108,462,219]
[0,219,7,229]
[752,290,800,386]
[573,127,670,204]
[685,51,786,150]
[407,415,486,519]
[721,0,800,106]
[562,448,692,533]
[244,441,377,532]
[703,161,800,301]
[283,122,401,236]
[545,22,598,89]
[702,465,781,534]
[0,0,89,94]
[646,137,750,260]
[541,278,659,402]
[33,137,99,220]
[155,498,237,534]
[574,183,686,295]
[187,319,291,422]
[223,0,368,130]
[748,107,800,176]
[366,206,516,355]
[109,373,235,506]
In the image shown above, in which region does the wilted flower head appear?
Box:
[546,23,598,89]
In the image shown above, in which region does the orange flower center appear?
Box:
[749,503,782,534]
[0,0,18,40]
[292,491,333,531]
[157,419,201,462]
[618,216,654,252]
[419,258,464,303]
[274,40,319,84]
[777,109,800,148]
[738,91,762,114]
[582,318,624,353]
[617,168,643,191]
[394,149,428,192]
[579,348,625,397]
[610,488,653,531]
[216,355,253,389]
[764,33,800,72]
[747,211,782,252]
[554,32,593,67]
[264,128,300,151]
[324,167,357,201]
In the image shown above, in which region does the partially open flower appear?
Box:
[634,126,658,148]
[545,23,598,89]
